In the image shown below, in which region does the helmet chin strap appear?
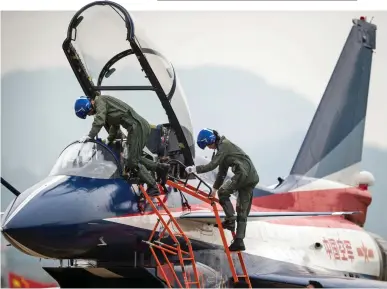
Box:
[211,147,218,160]
[90,102,96,115]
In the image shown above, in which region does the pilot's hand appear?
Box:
[209,188,217,198]
[79,135,91,143]
[185,166,196,174]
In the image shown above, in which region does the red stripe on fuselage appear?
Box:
[251,187,371,227]
[107,187,370,230]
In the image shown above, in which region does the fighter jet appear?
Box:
[1,2,386,288]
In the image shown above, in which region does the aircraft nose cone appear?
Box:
[1,174,132,259]
[1,175,72,258]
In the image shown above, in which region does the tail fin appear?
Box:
[289,17,377,185]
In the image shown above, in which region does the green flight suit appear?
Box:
[87,94,158,188]
[196,136,259,239]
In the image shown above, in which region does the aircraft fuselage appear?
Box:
[1,174,384,281]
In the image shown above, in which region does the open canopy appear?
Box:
[63,1,195,166]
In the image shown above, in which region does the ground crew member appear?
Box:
[185,128,259,251]
[74,95,169,196]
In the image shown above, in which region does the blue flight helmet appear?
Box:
[74,96,92,119]
[197,128,217,150]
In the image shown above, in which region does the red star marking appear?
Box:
[356,242,374,262]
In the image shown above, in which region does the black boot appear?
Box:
[228,238,245,252]
[147,186,160,197]
[214,220,236,232]
[158,163,170,172]
[156,163,170,184]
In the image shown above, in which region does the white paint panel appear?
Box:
[105,215,381,277]
[289,178,350,192]
[291,164,360,192]
[243,221,381,277]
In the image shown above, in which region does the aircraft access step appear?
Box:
[139,160,252,289]
[139,185,201,288]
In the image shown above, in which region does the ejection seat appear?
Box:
[104,123,188,187]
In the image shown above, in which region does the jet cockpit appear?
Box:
[62,1,196,179]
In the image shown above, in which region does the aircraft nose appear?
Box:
[1,174,133,259]
[1,175,76,258]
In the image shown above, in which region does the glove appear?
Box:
[185,166,196,174]
[79,135,91,143]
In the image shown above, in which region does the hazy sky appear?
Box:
[1,11,387,150]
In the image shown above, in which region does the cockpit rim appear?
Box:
[55,139,123,177]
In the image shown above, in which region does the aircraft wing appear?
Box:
[178,211,360,224]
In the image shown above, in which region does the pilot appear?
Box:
[74,95,170,196]
[185,128,259,252]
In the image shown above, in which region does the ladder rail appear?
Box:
[140,188,181,246]
[211,199,239,283]
[160,249,184,288]
[154,188,201,287]
[168,159,213,195]
[231,231,253,288]
[139,159,252,288]
[150,246,173,288]
[139,185,201,288]
[149,218,161,241]
[166,180,251,287]
[140,191,189,288]
[165,180,240,283]
[165,159,252,288]
[166,180,217,205]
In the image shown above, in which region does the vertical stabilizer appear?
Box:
[290,17,377,185]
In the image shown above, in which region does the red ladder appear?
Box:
[138,159,251,288]
[139,185,201,288]
[166,178,252,288]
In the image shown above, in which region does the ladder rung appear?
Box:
[139,182,252,288]
[155,240,178,247]
[155,241,178,249]
[143,241,178,255]
[154,240,190,255]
